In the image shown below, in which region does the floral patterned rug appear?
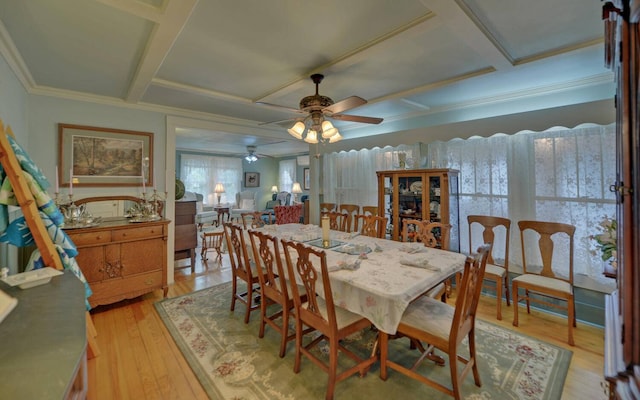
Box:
[155,282,572,400]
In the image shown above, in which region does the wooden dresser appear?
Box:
[174,200,198,273]
[65,217,170,308]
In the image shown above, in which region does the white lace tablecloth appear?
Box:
[251,224,467,334]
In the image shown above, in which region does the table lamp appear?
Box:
[214,183,225,205]
[291,182,302,203]
[271,185,278,201]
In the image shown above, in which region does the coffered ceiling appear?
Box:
[0,0,612,157]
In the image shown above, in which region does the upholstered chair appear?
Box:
[230,190,258,221]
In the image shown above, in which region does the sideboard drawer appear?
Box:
[69,231,112,246]
[112,225,165,241]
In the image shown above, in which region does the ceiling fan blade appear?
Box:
[324,96,367,114]
[331,113,383,124]
[255,101,304,114]
[258,117,299,126]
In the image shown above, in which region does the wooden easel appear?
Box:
[0,119,100,358]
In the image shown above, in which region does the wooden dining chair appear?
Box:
[200,229,224,264]
[362,205,378,216]
[468,215,511,320]
[248,229,307,357]
[274,204,303,224]
[325,211,349,232]
[355,214,386,238]
[339,203,360,232]
[281,238,376,400]
[320,202,336,213]
[402,219,451,250]
[223,222,264,323]
[241,211,268,229]
[419,221,452,301]
[512,220,576,346]
[380,244,491,400]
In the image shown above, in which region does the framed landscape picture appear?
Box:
[244,172,260,187]
[58,123,153,187]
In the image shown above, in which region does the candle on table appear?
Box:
[55,165,59,193]
[322,215,330,246]
[142,175,146,193]
[69,168,73,195]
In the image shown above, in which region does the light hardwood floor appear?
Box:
[86,244,608,400]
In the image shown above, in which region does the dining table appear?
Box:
[249,223,467,335]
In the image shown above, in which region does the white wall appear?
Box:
[27,96,167,198]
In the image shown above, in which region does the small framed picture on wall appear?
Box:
[244,172,260,187]
[303,168,310,190]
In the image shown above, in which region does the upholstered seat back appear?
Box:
[275,191,291,206]
[234,191,258,211]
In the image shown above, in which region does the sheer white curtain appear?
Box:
[180,154,242,205]
[429,123,616,287]
[279,159,296,195]
[322,144,421,207]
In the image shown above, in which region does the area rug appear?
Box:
[155,282,572,400]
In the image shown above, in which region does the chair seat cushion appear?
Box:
[195,210,218,223]
[512,274,572,294]
[302,296,365,329]
[400,296,453,341]
[485,263,506,278]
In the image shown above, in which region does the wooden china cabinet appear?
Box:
[376,168,460,251]
[602,1,640,398]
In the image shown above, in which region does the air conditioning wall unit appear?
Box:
[297,155,310,166]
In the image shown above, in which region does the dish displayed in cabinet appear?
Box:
[409,181,423,193]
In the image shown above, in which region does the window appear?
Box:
[429,123,616,287]
[322,144,421,206]
[279,159,296,194]
[180,154,242,205]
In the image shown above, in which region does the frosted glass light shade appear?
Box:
[304,129,318,144]
[287,121,305,139]
[329,132,343,143]
[292,182,303,193]
[321,120,338,139]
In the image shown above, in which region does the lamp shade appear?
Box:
[271,185,278,193]
[329,131,343,143]
[321,120,338,139]
[214,183,225,193]
[287,121,305,139]
[291,182,303,193]
[304,129,318,144]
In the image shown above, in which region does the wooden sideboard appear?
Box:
[174,200,197,273]
[65,217,170,308]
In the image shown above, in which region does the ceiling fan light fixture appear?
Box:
[328,131,343,143]
[304,129,319,144]
[321,120,338,139]
[245,154,258,163]
[287,121,305,139]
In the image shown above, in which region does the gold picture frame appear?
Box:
[58,123,153,187]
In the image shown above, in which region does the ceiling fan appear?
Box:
[258,74,383,143]
[243,145,270,163]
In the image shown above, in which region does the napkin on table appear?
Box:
[399,256,441,271]
[398,244,427,254]
[328,258,361,272]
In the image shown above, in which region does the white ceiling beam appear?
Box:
[423,0,513,70]
[125,0,199,103]
[94,0,165,23]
